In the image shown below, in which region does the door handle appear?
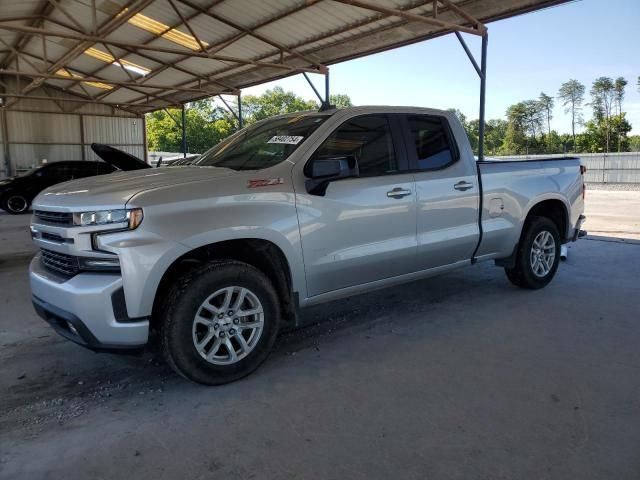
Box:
[387,187,412,199]
[453,181,473,191]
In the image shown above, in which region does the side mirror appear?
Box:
[304,155,358,195]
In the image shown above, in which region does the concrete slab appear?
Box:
[0,211,35,259]
[0,192,639,480]
[585,190,640,241]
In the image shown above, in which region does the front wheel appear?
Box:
[505,216,561,289]
[2,194,30,214]
[160,260,280,385]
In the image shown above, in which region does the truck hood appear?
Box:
[33,166,236,211]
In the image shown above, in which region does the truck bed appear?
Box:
[475,157,584,260]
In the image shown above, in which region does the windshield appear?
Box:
[194,114,327,171]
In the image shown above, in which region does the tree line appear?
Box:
[453,76,640,156]
[146,87,352,154]
[147,78,640,156]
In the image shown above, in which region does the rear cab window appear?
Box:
[405,115,459,170]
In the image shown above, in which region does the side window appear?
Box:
[314,115,397,177]
[407,115,457,170]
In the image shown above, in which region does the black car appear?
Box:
[0,144,151,214]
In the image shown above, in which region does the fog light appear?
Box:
[78,256,121,272]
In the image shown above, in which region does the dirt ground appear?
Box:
[1,189,639,480]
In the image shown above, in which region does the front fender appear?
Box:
[179,226,305,297]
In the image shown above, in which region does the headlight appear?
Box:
[73,208,143,229]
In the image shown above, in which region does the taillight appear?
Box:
[580,165,586,199]
[580,165,587,175]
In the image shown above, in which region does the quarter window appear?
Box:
[314,115,397,177]
[407,116,456,170]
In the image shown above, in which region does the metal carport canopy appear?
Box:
[0,0,571,115]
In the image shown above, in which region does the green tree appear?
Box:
[629,135,640,152]
[501,103,528,154]
[558,79,585,151]
[590,77,616,152]
[329,94,353,109]
[448,109,478,153]
[147,88,353,154]
[242,87,318,122]
[613,77,628,152]
[146,107,235,154]
[577,113,632,153]
[484,119,507,155]
[614,77,627,115]
[522,99,545,140]
[538,92,554,136]
[544,131,564,154]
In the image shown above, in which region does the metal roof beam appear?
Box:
[2,0,157,107]
[123,0,326,105]
[148,0,435,100]
[332,0,486,36]
[74,0,239,101]
[46,0,86,34]
[0,69,222,95]
[0,93,178,109]
[439,0,485,31]
[166,0,209,54]
[176,0,328,72]
[0,24,323,74]
[0,0,52,69]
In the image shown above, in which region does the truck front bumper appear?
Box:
[30,254,149,352]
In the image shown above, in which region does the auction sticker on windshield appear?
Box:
[267,135,304,145]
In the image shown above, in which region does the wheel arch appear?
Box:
[523,197,570,242]
[496,196,569,269]
[151,238,300,333]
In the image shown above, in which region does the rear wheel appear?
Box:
[505,216,561,289]
[160,260,280,385]
[2,194,30,214]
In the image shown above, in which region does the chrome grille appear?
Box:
[40,249,79,276]
[34,210,73,225]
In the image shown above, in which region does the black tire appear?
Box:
[1,193,30,214]
[160,260,280,385]
[505,216,561,289]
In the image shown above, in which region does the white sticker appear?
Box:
[267,135,304,145]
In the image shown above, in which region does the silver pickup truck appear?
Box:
[29,106,586,384]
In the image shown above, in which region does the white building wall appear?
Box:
[0,81,145,178]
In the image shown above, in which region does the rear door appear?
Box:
[295,114,417,297]
[401,114,480,269]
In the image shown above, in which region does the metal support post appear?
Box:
[325,70,330,107]
[302,72,325,107]
[478,33,488,161]
[181,104,187,158]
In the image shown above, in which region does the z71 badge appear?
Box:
[247,178,285,188]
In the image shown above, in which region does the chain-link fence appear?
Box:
[493,152,640,184]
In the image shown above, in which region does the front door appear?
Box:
[295,114,417,297]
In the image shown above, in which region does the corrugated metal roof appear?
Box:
[0,0,572,113]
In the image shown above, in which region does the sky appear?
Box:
[241,0,640,135]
